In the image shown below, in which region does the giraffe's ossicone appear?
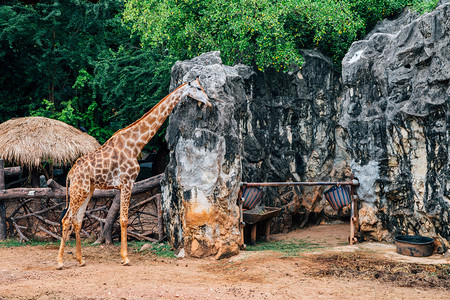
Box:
[57,78,211,269]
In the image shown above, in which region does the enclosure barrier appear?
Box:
[0,159,164,242]
[239,179,360,246]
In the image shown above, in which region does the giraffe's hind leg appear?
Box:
[57,208,73,270]
[74,186,95,267]
[56,186,94,269]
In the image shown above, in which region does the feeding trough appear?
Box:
[242,207,281,245]
[243,207,281,225]
[394,235,434,257]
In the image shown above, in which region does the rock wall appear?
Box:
[162,50,347,257]
[162,52,253,258]
[162,3,450,256]
[239,50,345,232]
[341,3,450,251]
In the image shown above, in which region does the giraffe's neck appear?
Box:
[108,84,186,158]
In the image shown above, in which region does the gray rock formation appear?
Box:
[162,52,253,258]
[341,3,450,251]
[240,50,344,232]
[162,3,450,257]
[162,50,346,258]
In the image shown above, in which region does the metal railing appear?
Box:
[239,179,360,246]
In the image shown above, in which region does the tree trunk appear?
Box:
[95,192,121,245]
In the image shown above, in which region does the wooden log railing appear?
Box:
[0,173,164,201]
[4,166,21,177]
[0,158,165,243]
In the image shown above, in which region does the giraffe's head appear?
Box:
[182,78,212,107]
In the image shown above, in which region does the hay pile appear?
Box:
[311,252,450,289]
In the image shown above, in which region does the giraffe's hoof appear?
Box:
[79,260,86,267]
[56,263,64,270]
[122,258,131,266]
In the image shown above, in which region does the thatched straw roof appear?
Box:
[0,116,100,168]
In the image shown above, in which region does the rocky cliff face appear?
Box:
[162,50,347,257]
[239,50,344,232]
[162,52,253,258]
[162,3,450,257]
[341,3,450,251]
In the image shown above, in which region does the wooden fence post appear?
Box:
[156,194,164,241]
[0,159,7,240]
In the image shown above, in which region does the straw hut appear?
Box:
[0,116,100,186]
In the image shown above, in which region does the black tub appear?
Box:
[394,235,434,257]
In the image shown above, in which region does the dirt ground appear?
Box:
[1,223,449,300]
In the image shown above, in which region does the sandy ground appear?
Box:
[1,223,449,300]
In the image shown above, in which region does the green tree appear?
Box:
[1,0,174,145]
[124,0,303,71]
[347,0,439,31]
[0,0,128,128]
[0,3,41,120]
[123,0,440,69]
[90,47,176,145]
[282,0,364,64]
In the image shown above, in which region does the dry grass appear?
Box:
[310,251,450,289]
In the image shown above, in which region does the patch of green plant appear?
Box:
[246,239,323,256]
[411,0,439,13]
[128,241,176,258]
[0,239,27,248]
[0,239,95,248]
[337,241,349,246]
[0,238,176,258]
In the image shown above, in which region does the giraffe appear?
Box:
[57,78,211,269]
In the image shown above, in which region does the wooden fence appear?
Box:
[0,159,164,244]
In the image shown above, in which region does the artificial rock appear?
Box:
[162,52,252,258]
[341,3,450,251]
[162,3,450,257]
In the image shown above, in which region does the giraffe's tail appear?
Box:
[65,172,70,210]
[60,173,70,225]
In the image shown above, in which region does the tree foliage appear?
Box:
[123,0,304,71]
[0,0,173,144]
[90,47,176,145]
[282,0,364,65]
[0,0,441,146]
[124,0,439,69]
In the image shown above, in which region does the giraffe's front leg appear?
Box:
[57,234,66,270]
[119,186,132,266]
[120,218,130,266]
